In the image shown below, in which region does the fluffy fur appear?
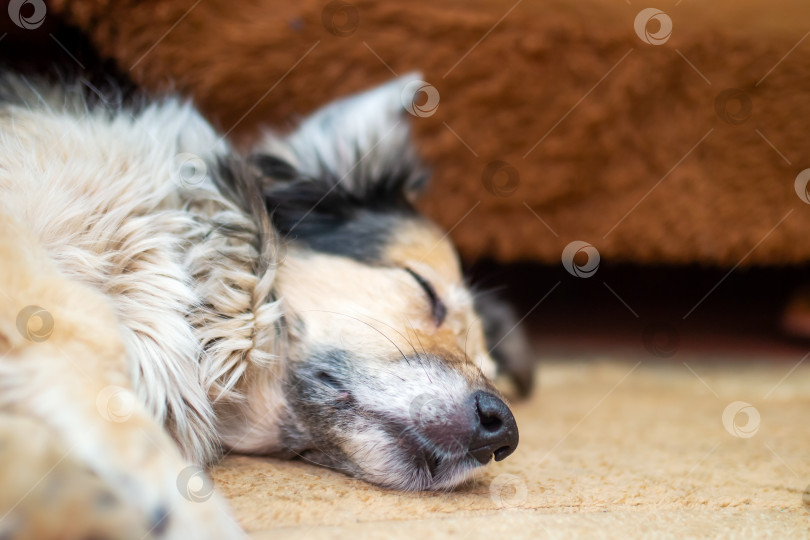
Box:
[0,71,529,538]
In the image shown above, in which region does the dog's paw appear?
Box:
[1,465,159,540]
[0,415,152,540]
[87,445,244,540]
[0,415,243,540]
[142,466,245,540]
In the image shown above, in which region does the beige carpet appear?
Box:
[211,358,810,538]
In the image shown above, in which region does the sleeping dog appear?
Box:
[0,69,531,538]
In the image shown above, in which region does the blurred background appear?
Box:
[4,1,810,535]
[9,0,810,363]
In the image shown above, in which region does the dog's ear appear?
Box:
[250,73,429,246]
[474,293,536,399]
[251,72,428,198]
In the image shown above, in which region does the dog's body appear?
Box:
[0,76,260,538]
[0,71,529,538]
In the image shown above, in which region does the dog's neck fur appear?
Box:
[0,75,288,465]
[181,163,290,460]
[105,146,288,466]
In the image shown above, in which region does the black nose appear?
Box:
[467,391,519,464]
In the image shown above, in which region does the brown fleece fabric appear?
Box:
[50,0,810,265]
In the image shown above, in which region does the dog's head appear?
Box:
[227,75,531,490]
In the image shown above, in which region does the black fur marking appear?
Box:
[248,154,298,181]
[254,153,428,263]
[0,14,141,111]
[277,348,357,462]
[213,157,277,287]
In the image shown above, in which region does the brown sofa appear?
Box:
[37,0,810,266]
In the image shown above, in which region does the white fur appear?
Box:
[0,80,283,465]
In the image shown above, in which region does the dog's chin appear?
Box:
[298,447,483,491]
[422,455,482,491]
[362,453,483,492]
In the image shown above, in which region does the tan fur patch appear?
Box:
[275,216,496,382]
[383,220,462,283]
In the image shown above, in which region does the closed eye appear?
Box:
[404,268,447,326]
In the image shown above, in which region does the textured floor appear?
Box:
[211,358,810,538]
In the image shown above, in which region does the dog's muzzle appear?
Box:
[418,390,519,466]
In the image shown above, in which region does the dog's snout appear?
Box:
[468,391,519,465]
